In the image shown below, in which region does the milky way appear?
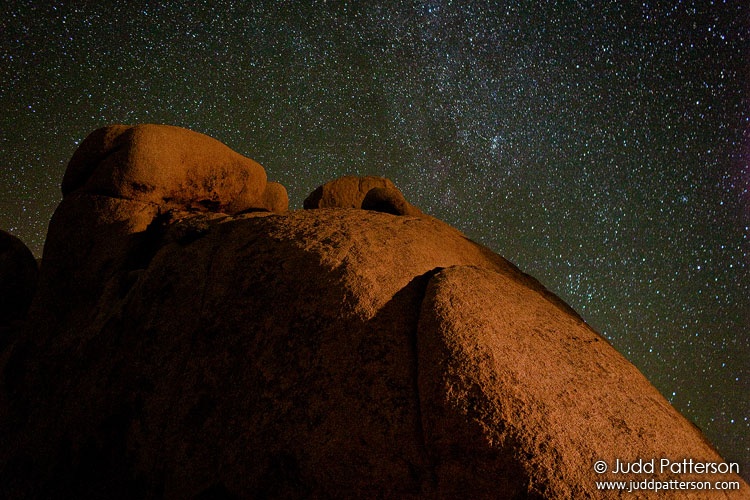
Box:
[1,0,748,477]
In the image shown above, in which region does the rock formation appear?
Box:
[0,231,38,324]
[1,125,746,499]
[62,124,283,214]
[303,175,423,217]
[31,124,287,330]
[257,181,289,215]
[304,175,395,209]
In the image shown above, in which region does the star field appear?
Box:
[1,0,748,479]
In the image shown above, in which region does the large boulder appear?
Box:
[0,231,38,323]
[257,181,289,214]
[3,207,746,498]
[304,175,400,210]
[304,175,423,216]
[418,265,745,497]
[32,124,287,329]
[62,124,283,214]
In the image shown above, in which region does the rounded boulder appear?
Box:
[303,175,398,209]
[62,124,276,214]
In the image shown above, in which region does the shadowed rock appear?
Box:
[362,186,422,216]
[0,231,38,323]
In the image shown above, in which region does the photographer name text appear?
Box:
[605,458,738,475]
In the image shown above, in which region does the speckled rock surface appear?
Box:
[1,127,745,499]
[303,175,398,209]
[3,209,745,498]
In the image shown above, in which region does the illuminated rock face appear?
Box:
[61,124,284,214]
[1,126,746,499]
[30,124,287,329]
[303,174,400,209]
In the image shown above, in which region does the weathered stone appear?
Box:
[30,193,161,329]
[3,209,745,498]
[261,181,289,213]
[32,125,288,330]
[418,265,743,497]
[303,175,398,209]
[62,124,281,214]
[2,127,746,499]
[61,124,132,195]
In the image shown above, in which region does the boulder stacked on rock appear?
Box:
[255,181,289,215]
[62,124,286,214]
[2,126,745,499]
[32,124,287,328]
[303,175,422,216]
[303,175,394,209]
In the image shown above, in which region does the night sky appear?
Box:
[2,0,748,478]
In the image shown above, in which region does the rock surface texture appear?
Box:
[31,124,286,329]
[1,126,746,499]
[61,124,282,214]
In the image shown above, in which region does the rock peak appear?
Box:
[62,123,288,214]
